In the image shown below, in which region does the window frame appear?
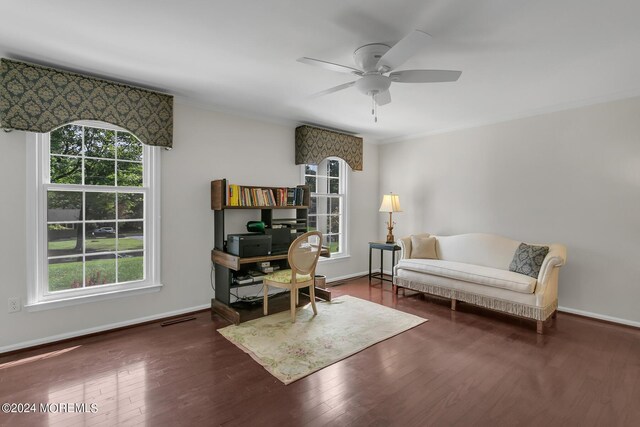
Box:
[301,157,349,260]
[26,121,162,311]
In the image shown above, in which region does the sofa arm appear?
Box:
[535,244,567,300]
[537,244,567,283]
[398,236,412,260]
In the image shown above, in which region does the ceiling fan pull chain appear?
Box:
[371,94,375,115]
[374,94,378,123]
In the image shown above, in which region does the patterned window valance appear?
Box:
[295,125,363,171]
[0,58,173,148]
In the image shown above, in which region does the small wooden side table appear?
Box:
[368,241,401,287]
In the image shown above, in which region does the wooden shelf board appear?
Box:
[218,205,308,210]
[212,248,330,271]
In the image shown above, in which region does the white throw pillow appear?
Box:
[410,235,438,259]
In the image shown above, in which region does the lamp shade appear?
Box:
[379,194,402,213]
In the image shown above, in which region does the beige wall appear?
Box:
[380,96,640,324]
[0,101,380,351]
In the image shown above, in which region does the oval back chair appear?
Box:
[263,231,323,322]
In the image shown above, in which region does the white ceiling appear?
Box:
[2,0,640,143]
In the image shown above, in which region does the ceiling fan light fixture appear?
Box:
[354,74,391,96]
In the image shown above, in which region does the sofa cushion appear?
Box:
[509,243,550,278]
[410,235,438,259]
[396,259,537,294]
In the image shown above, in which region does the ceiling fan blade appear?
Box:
[376,30,432,72]
[390,70,462,83]
[310,81,356,98]
[297,57,363,76]
[375,90,391,106]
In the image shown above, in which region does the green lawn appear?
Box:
[49,237,142,252]
[48,256,143,291]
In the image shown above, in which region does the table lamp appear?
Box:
[379,193,402,243]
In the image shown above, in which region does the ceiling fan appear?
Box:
[298,30,461,122]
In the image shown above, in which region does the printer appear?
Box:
[226,233,271,257]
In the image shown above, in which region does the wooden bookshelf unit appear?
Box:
[210,179,330,324]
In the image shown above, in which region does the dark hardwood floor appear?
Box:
[1,277,639,427]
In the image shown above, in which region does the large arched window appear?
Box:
[26,121,161,310]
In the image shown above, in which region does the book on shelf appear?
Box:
[295,187,303,205]
[228,184,241,206]
[286,188,296,206]
[226,183,305,207]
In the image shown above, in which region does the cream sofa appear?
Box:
[394,233,567,334]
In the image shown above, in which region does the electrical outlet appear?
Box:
[8,297,21,313]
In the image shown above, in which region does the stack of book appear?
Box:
[227,183,305,207]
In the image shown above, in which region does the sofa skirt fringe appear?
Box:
[395,277,557,321]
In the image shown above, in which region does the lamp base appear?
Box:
[386,226,395,244]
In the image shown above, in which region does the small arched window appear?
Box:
[302,157,349,257]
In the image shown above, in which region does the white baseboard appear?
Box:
[558,306,640,328]
[0,304,210,354]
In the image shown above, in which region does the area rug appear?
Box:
[218,295,427,384]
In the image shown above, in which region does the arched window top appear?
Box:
[295,125,363,171]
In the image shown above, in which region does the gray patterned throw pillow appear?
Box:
[509,243,550,278]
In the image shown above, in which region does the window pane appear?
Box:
[328,160,340,177]
[86,192,116,220]
[50,156,82,184]
[118,221,143,251]
[329,215,340,234]
[327,235,339,253]
[318,159,328,175]
[118,193,143,219]
[117,162,143,187]
[50,124,83,156]
[308,215,317,231]
[331,197,341,214]
[305,164,317,176]
[86,222,116,253]
[85,159,115,185]
[48,256,83,292]
[116,132,142,161]
[316,215,330,234]
[85,254,117,286]
[48,191,82,221]
[84,127,115,158]
[305,176,316,193]
[316,176,328,193]
[309,196,317,215]
[329,178,339,194]
[118,251,144,282]
[316,196,330,215]
[48,224,82,257]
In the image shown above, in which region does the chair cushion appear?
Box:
[396,259,537,294]
[264,269,312,284]
[410,235,438,259]
[509,243,550,278]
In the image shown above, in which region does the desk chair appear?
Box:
[263,231,323,322]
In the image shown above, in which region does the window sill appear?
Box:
[25,283,163,312]
[319,254,351,264]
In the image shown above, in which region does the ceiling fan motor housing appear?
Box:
[355,74,391,96]
[353,43,391,72]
